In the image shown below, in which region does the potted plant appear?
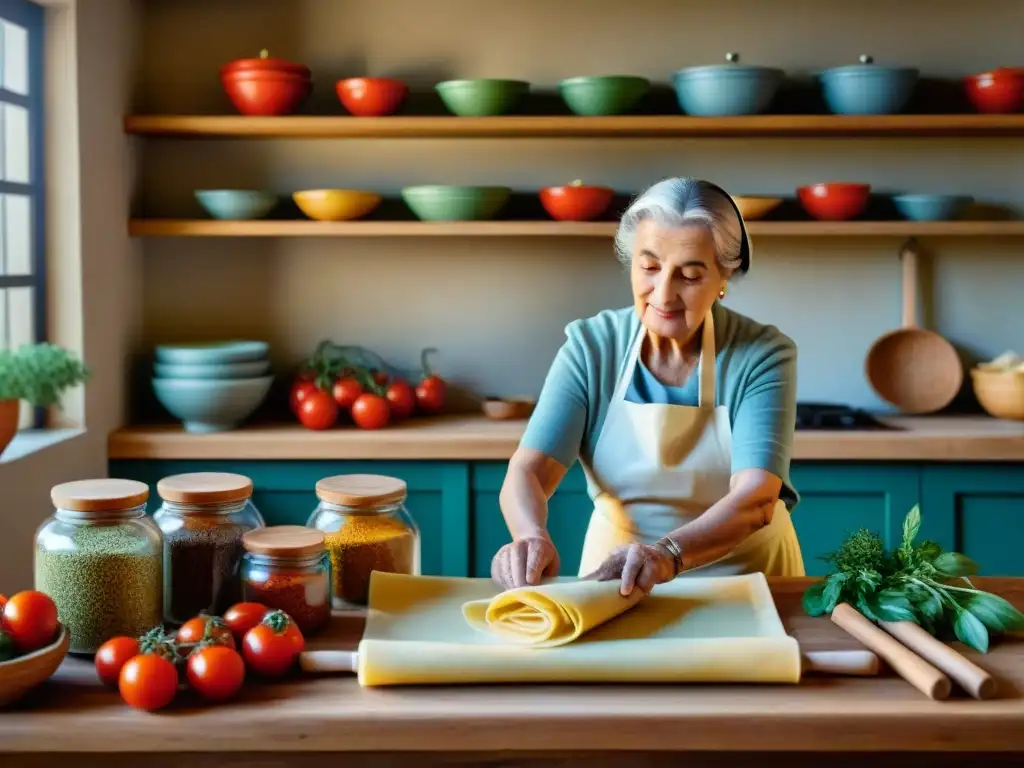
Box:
[0,343,90,457]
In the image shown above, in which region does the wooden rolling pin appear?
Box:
[878,618,997,700]
[298,649,880,677]
[831,603,952,700]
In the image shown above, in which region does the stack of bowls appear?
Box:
[221,49,312,116]
[152,342,275,433]
[673,52,784,116]
[819,55,918,115]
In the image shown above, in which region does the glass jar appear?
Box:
[35,479,164,655]
[153,472,265,625]
[240,525,332,635]
[307,474,421,610]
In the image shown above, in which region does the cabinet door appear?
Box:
[920,464,1024,576]
[109,459,470,578]
[789,463,920,576]
[471,462,594,578]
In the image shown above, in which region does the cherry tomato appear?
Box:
[289,378,319,415]
[177,616,235,650]
[242,610,305,678]
[331,376,363,409]
[119,653,179,711]
[95,636,140,687]
[372,369,389,386]
[351,393,391,430]
[415,376,447,414]
[2,590,58,652]
[385,380,416,419]
[297,389,338,430]
[222,602,269,642]
[187,645,246,702]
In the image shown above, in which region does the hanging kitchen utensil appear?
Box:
[865,239,963,413]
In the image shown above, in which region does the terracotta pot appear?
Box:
[0,399,18,457]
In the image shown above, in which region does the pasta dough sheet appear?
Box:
[356,572,801,686]
[462,579,645,647]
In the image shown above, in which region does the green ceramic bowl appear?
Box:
[559,75,651,116]
[401,186,511,221]
[435,79,530,116]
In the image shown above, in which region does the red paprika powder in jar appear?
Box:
[240,525,331,636]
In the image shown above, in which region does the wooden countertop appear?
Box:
[3,578,1024,756]
[107,414,1024,462]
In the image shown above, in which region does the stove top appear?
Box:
[795,402,895,431]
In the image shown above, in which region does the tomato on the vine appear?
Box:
[119,653,179,711]
[384,380,416,419]
[297,389,338,430]
[2,590,58,652]
[332,376,363,409]
[289,378,319,415]
[415,376,447,414]
[222,602,269,642]
[177,616,235,650]
[372,369,389,386]
[187,645,246,702]
[352,393,391,430]
[95,636,140,687]
[242,610,305,678]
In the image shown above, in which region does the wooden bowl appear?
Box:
[731,195,783,220]
[482,397,536,420]
[0,624,70,707]
[971,368,1024,421]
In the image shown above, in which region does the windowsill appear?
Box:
[0,427,84,464]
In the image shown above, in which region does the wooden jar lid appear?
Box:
[51,479,150,512]
[243,525,325,557]
[157,472,254,505]
[315,474,407,508]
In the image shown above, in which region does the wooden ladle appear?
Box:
[865,239,963,414]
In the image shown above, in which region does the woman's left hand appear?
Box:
[582,543,676,597]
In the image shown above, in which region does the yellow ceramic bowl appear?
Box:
[293,189,382,221]
[732,195,783,221]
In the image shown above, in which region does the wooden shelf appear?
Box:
[123,114,1024,139]
[128,219,1024,238]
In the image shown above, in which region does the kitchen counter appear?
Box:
[4,578,1024,767]
[108,413,1024,462]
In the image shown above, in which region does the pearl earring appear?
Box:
[718,286,727,300]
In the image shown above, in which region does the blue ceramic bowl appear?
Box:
[892,194,974,221]
[154,360,271,380]
[155,341,269,365]
[820,56,919,115]
[152,376,274,433]
[195,190,278,220]
[672,54,784,116]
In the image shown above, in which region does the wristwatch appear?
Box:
[654,536,685,577]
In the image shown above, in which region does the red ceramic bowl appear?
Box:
[221,50,311,79]
[222,72,311,116]
[539,184,614,221]
[336,78,408,117]
[964,68,1024,114]
[797,183,871,221]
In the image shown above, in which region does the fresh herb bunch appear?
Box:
[0,343,90,408]
[803,504,1024,653]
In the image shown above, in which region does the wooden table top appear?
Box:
[3,578,1024,754]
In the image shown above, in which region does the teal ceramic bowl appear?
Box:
[195,190,278,220]
[892,194,974,221]
[155,341,270,365]
[435,79,530,116]
[559,76,651,116]
[152,376,274,433]
[402,185,511,221]
[154,360,271,380]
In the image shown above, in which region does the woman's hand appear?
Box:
[583,543,676,597]
[491,537,561,590]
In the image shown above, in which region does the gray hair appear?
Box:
[613,178,744,275]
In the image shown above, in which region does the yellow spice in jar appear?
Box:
[323,515,416,607]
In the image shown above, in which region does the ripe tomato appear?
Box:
[95,636,140,687]
[372,369,389,386]
[222,602,269,642]
[119,653,179,711]
[242,610,305,678]
[0,594,7,611]
[415,376,447,414]
[289,378,319,415]
[177,616,235,650]
[297,389,338,430]
[2,590,58,652]
[351,393,391,430]
[385,380,416,419]
[187,645,246,702]
[332,376,363,409]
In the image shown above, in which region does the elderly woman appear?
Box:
[491,177,804,597]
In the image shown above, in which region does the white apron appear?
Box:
[577,309,805,579]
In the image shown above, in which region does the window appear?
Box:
[0,0,43,429]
